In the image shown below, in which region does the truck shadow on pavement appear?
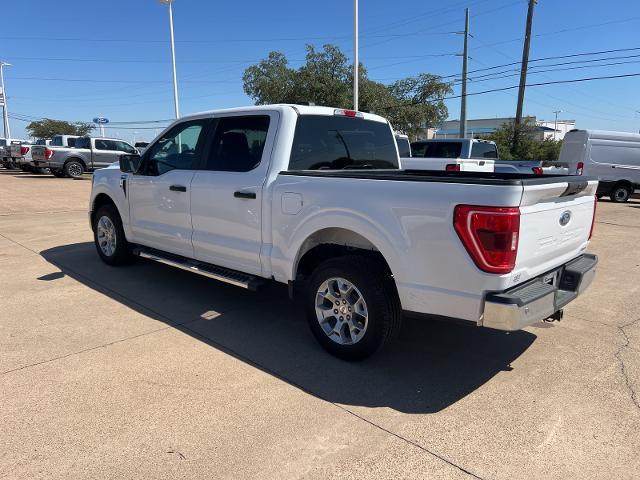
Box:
[41,242,536,414]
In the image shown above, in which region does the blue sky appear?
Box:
[3,0,640,142]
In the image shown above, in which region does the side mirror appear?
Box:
[120,154,141,173]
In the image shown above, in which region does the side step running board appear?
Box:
[134,248,264,291]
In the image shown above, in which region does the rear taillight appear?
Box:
[454,205,520,274]
[531,166,543,175]
[589,195,597,240]
[20,146,30,155]
[445,163,461,172]
[44,148,54,160]
[576,161,584,175]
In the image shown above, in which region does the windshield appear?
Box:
[289,115,399,170]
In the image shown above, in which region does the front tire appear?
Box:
[93,204,132,266]
[305,255,401,360]
[610,183,632,203]
[64,160,84,179]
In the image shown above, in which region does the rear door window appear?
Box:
[75,137,91,149]
[204,115,270,172]
[289,115,398,170]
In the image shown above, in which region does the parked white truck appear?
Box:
[403,138,496,172]
[89,105,598,359]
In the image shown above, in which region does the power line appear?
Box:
[470,35,640,115]
[381,72,640,109]
[7,76,239,84]
[457,56,640,84]
[464,46,640,77]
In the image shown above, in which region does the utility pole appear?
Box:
[553,110,562,141]
[459,8,470,138]
[514,0,537,148]
[160,0,180,119]
[353,0,359,111]
[0,61,11,140]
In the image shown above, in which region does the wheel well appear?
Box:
[65,157,86,169]
[91,193,117,229]
[612,180,634,191]
[295,228,392,281]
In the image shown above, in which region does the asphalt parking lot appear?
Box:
[1,169,639,480]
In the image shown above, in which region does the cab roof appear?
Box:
[182,104,390,125]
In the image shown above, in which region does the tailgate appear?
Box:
[31,145,47,161]
[8,145,22,157]
[459,159,494,172]
[512,178,598,283]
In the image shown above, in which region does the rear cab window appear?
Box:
[288,115,399,170]
[470,142,498,159]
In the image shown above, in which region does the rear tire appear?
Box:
[304,255,401,360]
[64,160,84,179]
[610,183,632,203]
[93,204,132,266]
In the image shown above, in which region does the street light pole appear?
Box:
[160,0,180,119]
[553,110,562,141]
[0,61,11,139]
[353,0,359,111]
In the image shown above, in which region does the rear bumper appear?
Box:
[482,254,597,331]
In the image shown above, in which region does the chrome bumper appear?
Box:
[482,254,598,331]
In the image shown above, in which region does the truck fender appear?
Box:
[283,210,404,284]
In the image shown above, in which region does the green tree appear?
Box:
[485,120,562,161]
[25,118,94,139]
[243,44,452,139]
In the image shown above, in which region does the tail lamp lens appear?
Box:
[45,148,54,160]
[445,163,461,172]
[20,146,30,155]
[576,161,584,175]
[454,205,520,274]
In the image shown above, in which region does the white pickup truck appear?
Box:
[402,138,496,172]
[89,104,598,359]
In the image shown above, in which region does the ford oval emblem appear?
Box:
[559,211,572,226]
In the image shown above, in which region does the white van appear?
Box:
[560,130,640,202]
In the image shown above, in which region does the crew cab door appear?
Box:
[93,140,137,169]
[190,112,278,275]
[127,119,210,258]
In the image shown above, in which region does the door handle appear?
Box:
[234,191,256,199]
[170,185,187,192]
